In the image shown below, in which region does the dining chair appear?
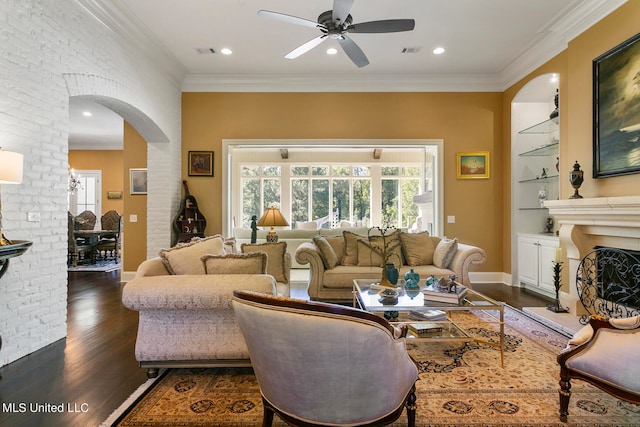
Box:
[74,210,97,230]
[68,212,94,266]
[95,210,122,261]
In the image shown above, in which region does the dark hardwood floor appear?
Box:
[0,271,146,427]
[0,272,553,427]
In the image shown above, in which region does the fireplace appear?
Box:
[544,196,640,317]
[575,246,640,323]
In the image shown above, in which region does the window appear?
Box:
[241,165,281,226]
[226,142,442,236]
[68,170,101,218]
[289,166,371,228]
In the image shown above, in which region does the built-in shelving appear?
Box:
[518,117,559,134]
[518,174,559,184]
[519,141,559,157]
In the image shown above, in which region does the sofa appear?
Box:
[121,235,289,378]
[295,230,486,302]
[234,226,371,269]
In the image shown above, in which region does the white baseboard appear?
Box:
[469,271,513,285]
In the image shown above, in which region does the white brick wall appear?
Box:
[0,0,182,366]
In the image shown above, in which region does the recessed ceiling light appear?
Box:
[82,111,92,117]
[327,48,338,55]
[433,47,445,55]
[220,48,232,55]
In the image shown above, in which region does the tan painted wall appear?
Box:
[502,1,640,276]
[68,150,124,214]
[182,92,504,273]
[123,122,147,271]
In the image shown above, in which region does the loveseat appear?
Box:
[233,226,371,269]
[122,235,289,378]
[295,230,486,302]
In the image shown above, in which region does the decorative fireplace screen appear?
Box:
[575,246,640,324]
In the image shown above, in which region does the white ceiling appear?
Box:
[69,0,625,150]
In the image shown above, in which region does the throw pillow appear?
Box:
[224,237,237,254]
[399,231,435,266]
[342,231,366,266]
[241,241,287,283]
[312,236,339,269]
[159,235,225,275]
[356,239,384,267]
[201,252,267,275]
[323,235,345,265]
[433,237,459,269]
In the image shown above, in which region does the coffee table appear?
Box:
[353,279,505,367]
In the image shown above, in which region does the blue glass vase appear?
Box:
[404,268,420,290]
[385,263,399,285]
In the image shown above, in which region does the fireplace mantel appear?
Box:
[543,195,640,307]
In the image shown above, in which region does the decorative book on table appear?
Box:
[423,283,468,304]
[407,322,444,336]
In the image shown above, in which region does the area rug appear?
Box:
[102,306,640,426]
[67,260,121,272]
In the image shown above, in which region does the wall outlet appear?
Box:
[447,215,456,224]
[130,214,138,223]
[27,212,40,222]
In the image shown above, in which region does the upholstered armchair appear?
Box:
[232,290,419,427]
[557,315,640,422]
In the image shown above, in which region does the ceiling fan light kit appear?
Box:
[258,0,415,68]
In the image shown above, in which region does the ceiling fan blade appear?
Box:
[338,35,369,68]
[347,19,415,33]
[332,0,354,24]
[285,35,328,59]
[258,10,325,30]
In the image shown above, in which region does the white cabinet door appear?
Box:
[517,236,539,286]
[538,240,559,295]
[517,233,559,298]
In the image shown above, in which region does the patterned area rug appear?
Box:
[103,306,640,426]
[68,260,121,272]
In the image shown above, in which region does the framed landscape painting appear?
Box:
[593,32,640,178]
[456,151,490,179]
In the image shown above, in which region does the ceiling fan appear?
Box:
[258,0,415,68]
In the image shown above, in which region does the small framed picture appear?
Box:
[188,151,214,176]
[130,168,148,195]
[107,191,122,200]
[456,152,490,179]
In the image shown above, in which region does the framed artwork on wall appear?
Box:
[130,168,147,195]
[593,32,640,178]
[188,151,214,176]
[456,151,490,179]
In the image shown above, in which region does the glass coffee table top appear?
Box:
[353,279,505,366]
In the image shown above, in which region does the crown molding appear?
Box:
[499,0,627,90]
[74,0,186,89]
[182,73,504,93]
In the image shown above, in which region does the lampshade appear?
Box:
[0,150,24,184]
[257,207,289,227]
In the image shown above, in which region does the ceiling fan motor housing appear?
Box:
[318,10,352,36]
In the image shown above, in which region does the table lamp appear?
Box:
[0,149,24,246]
[257,206,289,242]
